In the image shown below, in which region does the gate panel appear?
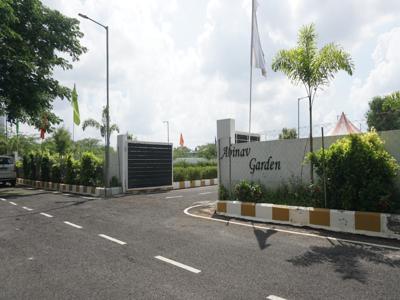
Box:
[127,142,172,189]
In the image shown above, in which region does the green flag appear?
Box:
[72,84,80,125]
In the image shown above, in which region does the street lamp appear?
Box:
[297,96,308,139]
[163,121,169,144]
[78,13,110,195]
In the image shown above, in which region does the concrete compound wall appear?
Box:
[217,118,400,191]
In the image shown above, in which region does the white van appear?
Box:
[0,156,16,187]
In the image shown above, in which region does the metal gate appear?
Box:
[127,142,172,189]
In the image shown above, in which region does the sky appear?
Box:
[20,0,400,148]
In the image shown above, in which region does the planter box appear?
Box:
[216,200,400,240]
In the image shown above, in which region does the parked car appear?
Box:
[0,155,16,187]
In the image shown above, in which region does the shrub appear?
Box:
[29,152,38,180]
[40,152,51,181]
[95,163,104,186]
[16,160,23,178]
[110,176,119,187]
[51,162,61,183]
[234,181,262,202]
[187,167,201,181]
[80,152,101,186]
[200,166,217,179]
[173,167,186,182]
[219,184,229,200]
[308,131,399,212]
[65,155,80,185]
[22,155,30,179]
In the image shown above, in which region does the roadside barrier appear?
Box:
[173,178,218,189]
[216,200,400,240]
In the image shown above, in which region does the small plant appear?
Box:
[80,152,100,186]
[173,167,186,182]
[65,155,80,185]
[234,181,262,202]
[51,162,61,183]
[110,176,120,187]
[40,152,51,181]
[218,184,229,200]
[22,155,30,179]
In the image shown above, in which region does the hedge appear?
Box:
[173,166,217,181]
[20,151,103,187]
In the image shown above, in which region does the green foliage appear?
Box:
[272,24,354,95]
[80,152,102,186]
[110,176,119,187]
[82,106,119,140]
[200,166,217,179]
[308,131,399,212]
[0,0,86,128]
[234,181,263,202]
[366,91,400,131]
[29,152,37,180]
[65,155,80,185]
[218,184,229,200]
[173,146,192,159]
[40,152,51,181]
[279,128,297,139]
[22,155,30,179]
[51,161,61,183]
[15,160,22,177]
[196,143,217,160]
[53,128,72,156]
[173,167,186,182]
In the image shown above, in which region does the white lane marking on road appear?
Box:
[22,206,33,211]
[64,221,83,229]
[267,295,287,300]
[52,191,61,194]
[40,212,53,218]
[184,204,400,251]
[63,193,71,196]
[98,234,127,245]
[155,256,201,274]
[165,195,183,199]
[0,198,6,201]
[198,192,212,195]
[9,201,17,206]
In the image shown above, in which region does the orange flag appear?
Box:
[179,133,184,147]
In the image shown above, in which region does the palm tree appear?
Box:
[271,23,354,182]
[82,106,119,144]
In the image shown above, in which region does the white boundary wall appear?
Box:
[217,118,400,191]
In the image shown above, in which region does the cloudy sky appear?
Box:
[26,0,400,148]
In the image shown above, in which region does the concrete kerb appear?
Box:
[173,178,217,190]
[216,200,400,240]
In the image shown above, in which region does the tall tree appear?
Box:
[52,127,72,156]
[82,106,119,144]
[0,0,86,129]
[279,128,297,140]
[366,91,400,131]
[272,23,354,182]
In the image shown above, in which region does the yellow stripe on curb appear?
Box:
[217,202,227,213]
[241,202,256,217]
[309,208,330,227]
[355,212,381,232]
[179,181,185,189]
[201,180,206,187]
[272,206,289,221]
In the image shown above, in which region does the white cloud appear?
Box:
[17,0,399,147]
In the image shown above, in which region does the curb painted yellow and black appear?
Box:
[216,201,400,240]
[17,178,106,197]
[173,178,218,189]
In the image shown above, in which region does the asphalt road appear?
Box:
[0,185,400,300]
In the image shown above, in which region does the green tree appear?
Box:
[0,0,86,129]
[366,91,400,131]
[196,143,217,160]
[173,146,191,159]
[52,127,72,156]
[279,128,297,140]
[272,23,354,182]
[73,138,104,159]
[82,107,119,144]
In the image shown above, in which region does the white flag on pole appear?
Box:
[252,0,266,77]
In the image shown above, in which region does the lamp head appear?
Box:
[78,13,88,19]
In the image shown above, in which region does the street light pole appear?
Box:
[78,13,110,195]
[297,96,308,139]
[163,121,169,144]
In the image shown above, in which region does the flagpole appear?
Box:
[248,0,255,143]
